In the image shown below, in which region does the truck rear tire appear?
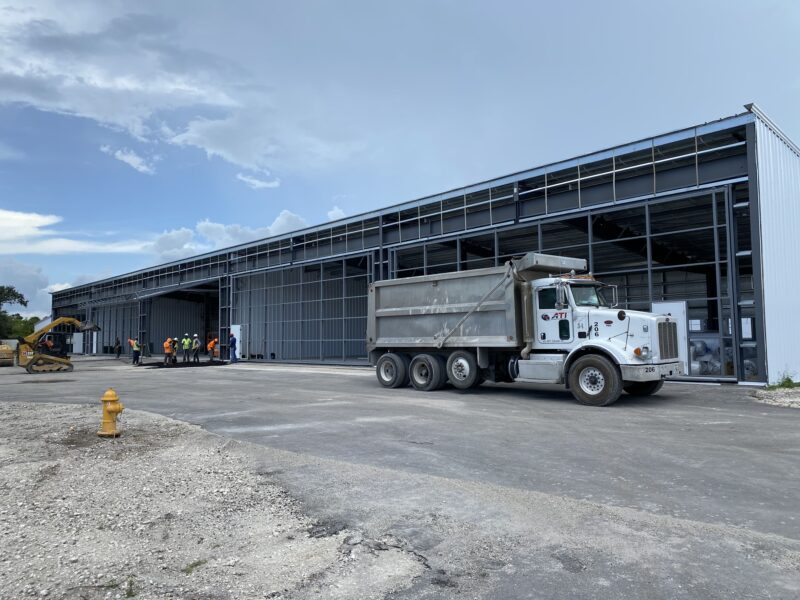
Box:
[623,380,664,396]
[409,354,446,391]
[376,353,409,389]
[446,350,479,390]
[568,354,622,407]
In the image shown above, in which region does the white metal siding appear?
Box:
[754,109,800,383]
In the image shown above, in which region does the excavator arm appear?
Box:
[17,317,100,373]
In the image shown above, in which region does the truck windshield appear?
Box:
[570,284,612,308]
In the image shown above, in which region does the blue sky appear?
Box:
[1,0,799,316]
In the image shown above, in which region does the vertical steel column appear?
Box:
[341,258,346,361]
[744,122,767,381]
[713,190,732,378]
[587,213,593,273]
[645,203,653,306]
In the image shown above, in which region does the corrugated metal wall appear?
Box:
[149,297,206,353]
[232,257,368,362]
[91,302,138,353]
[91,297,207,355]
[754,110,800,383]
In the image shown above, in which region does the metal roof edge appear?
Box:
[53,108,758,298]
[746,103,800,157]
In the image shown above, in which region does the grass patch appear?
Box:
[181,559,208,575]
[125,576,136,597]
[766,375,800,390]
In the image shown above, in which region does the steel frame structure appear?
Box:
[53,108,775,381]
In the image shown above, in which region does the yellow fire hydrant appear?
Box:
[98,388,124,437]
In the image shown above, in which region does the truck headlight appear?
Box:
[633,346,651,359]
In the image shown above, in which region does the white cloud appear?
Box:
[0,208,309,259]
[0,9,365,178]
[236,172,280,189]
[100,144,157,174]
[147,227,209,261]
[0,258,50,317]
[0,140,24,160]
[0,208,145,255]
[0,259,113,317]
[171,109,365,173]
[195,210,307,249]
[327,205,346,221]
[267,210,308,236]
[45,282,72,293]
[0,208,61,241]
[0,237,145,255]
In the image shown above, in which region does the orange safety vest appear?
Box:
[163,339,173,354]
[207,339,217,352]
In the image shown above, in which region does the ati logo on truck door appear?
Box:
[541,312,568,321]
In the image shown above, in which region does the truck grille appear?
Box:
[658,321,679,359]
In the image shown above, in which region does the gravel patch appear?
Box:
[0,403,426,599]
[752,388,800,408]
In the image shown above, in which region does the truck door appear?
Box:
[535,286,573,344]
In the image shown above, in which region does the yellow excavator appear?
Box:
[17,317,100,374]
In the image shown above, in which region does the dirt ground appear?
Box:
[0,403,426,599]
[752,387,800,408]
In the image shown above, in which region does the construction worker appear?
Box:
[163,337,173,366]
[172,336,179,364]
[191,334,201,363]
[128,337,140,365]
[207,337,218,362]
[229,331,237,363]
[181,333,192,362]
[114,337,122,359]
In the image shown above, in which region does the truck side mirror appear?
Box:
[555,284,567,310]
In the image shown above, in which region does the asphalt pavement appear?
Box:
[1,357,798,599]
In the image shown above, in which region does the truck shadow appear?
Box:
[453,382,687,407]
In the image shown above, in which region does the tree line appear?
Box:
[0,286,40,339]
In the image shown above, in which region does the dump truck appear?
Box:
[367,252,683,406]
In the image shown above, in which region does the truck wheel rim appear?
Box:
[452,358,470,381]
[412,362,430,385]
[578,367,605,395]
[380,361,395,382]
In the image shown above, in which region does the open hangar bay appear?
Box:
[51,104,800,384]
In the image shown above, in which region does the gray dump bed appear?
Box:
[366,253,586,352]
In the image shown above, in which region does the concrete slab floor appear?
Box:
[1,358,798,599]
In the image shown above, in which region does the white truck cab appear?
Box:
[519,275,683,405]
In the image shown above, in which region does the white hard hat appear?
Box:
[184,333,189,336]
[193,333,198,337]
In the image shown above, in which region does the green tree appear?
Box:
[0,286,32,339]
[0,286,27,308]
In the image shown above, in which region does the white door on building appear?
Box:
[230,324,242,360]
[72,332,84,355]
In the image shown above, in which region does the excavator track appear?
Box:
[25,356,74,374]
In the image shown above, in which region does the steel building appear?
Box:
[52,105,800,383]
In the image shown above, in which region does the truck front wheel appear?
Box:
[623,380,664,396]
[446,350,479,390]
[376,353,409,389]
[568,355,622,407]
